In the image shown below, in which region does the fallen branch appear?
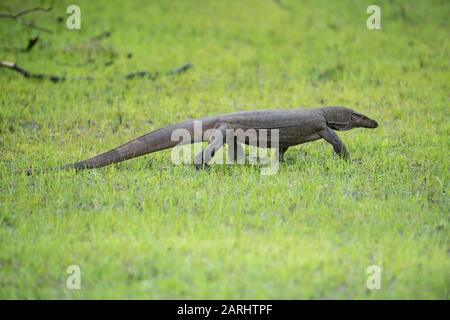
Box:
[1,59,192,83]
[167,62,192,76]
[125,71,158,80]
[0,60,65,82]
[0,36,39,53]
[90,31,111,41]
[24,36,39,52]
[126,62,192,80]
[0,6,51,18]
[0,6,52,33]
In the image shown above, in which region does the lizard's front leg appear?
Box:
[319,127,350,160]
[194,125,228,170]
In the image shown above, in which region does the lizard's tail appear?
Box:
[21,117,217,175]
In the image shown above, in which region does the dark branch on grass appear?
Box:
[0,60,65,82]
[167,62,192,76]
[0,6,53,33]
[0,36,39,53]
[90,31,112,41]
[1,58,192,83]
[0,60,96,82]
[24,36,39,52]
[125,71,158,80]
[126,62,192,80]
[0,6,52,18]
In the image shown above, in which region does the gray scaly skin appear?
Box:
[24,106,378,174]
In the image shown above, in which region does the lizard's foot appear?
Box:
[193,152,205,170]
[247,156,270,165]
[194,162,210,170]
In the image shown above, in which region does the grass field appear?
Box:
[0,0,449,299]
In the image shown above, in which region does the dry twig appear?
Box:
[0,60,65,82]
[0,6,52,33]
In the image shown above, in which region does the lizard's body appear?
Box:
[26,106,378,173]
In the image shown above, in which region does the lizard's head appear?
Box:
[323,106,378,131]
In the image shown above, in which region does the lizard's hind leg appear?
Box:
[278,146,289,162]
[227,136,245,164]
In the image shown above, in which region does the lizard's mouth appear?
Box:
[364,119,378,128]
[351,112,379,129]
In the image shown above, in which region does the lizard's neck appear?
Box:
[319,106,353,131]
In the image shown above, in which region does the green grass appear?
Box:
[0,0,449,299]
